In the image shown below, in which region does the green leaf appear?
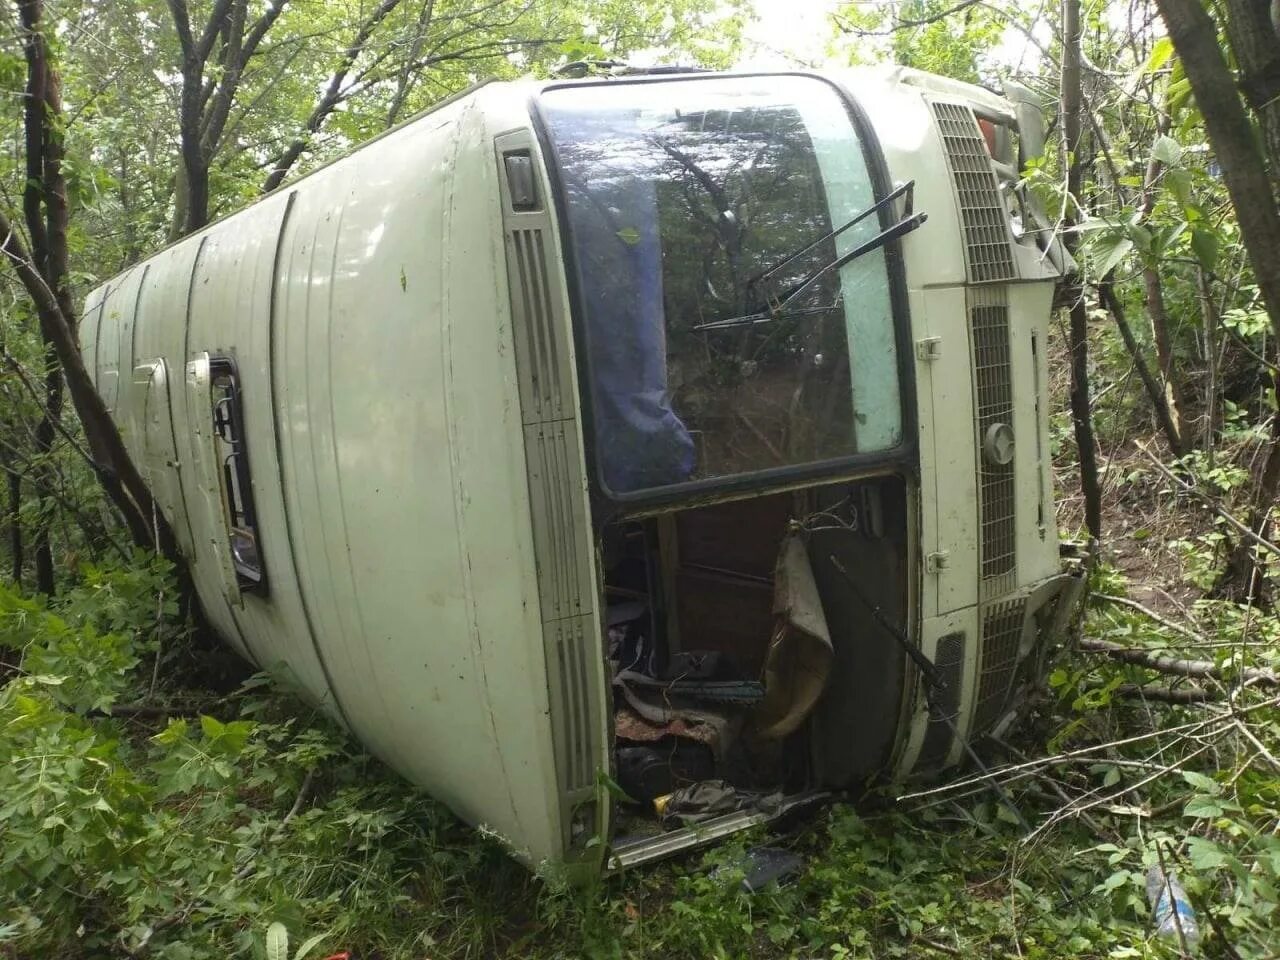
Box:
[1181,770,1220,794]
[615,226,641,245]
[292,931,329,960]
[1142,37,1175,75]
[1098,869,1132,893]
[1183,795,1224,818]
[1191,226,1219,271]
[1092,234,1134,277]
[1152,135,1183,166]
[1186,836,1228,871]
[1126,222,1154,254]
[1165,167,1192,204]
[199,714,226,740]
[266,922,289,960]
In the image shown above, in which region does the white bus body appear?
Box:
[83,66,1080,874]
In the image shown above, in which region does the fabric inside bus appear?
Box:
[555,112,696,494]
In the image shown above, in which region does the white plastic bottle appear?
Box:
[1146,864,1200,946]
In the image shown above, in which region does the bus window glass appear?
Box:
[541,75,902,496]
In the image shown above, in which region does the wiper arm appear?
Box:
[764,198,927,315]
[700,182,927,331]
[747,180,924,299]
[691,302,839,332]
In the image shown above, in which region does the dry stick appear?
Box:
[1091,592,1207,644]
[1024,742,1215,843]
[1135,440,1280,559]
[898,717,1211,803]
[1232,717,1280,773]
[991,736,1111,837]
[1078,637,1279,686]
[1085,682,1219,703]
[899,697,1280,803]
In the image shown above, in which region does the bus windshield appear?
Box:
[541,75,903,497]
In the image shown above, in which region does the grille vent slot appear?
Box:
[526,422,588,619]
[972,598,1027,735]
[546,615,597,794]
[916,631,966,769]
[932,101,1015,284]
[971,286,1016,598]
[504,210,600,806]
[510,228,569,424]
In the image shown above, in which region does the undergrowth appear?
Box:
[2,557,1278,958]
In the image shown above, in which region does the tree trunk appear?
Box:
[1062,0,1103,540]
[1155,0,1280,338]
[385,0,436,128]
[177,66,209,235]
[165,0,290,237]
[1197,268,1219,466]
[1099,280,1185,455]
[263,0,404,193]
[1142,265,1188,446]
[5,1,177,560]
[1157,0,1280,598]
[1222,0,1280,194]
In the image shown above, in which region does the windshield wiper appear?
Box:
[699,181,927,331]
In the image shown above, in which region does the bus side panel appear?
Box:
[272,100,544,853]
[184,196,336,703]
[130,243,200,560]
[920,285,980,614]
[95,266,146,415]
[81,286,107,394]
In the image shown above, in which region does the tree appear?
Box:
[1152,0,1280,598]
[1060,0,1102,541]
[0,0,174,561]
[165,0,289,237]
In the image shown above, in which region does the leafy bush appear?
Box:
[4,560,1279,958]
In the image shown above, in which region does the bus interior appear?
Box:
[601,477,911,842]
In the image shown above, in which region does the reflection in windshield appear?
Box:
[543,76,902,495]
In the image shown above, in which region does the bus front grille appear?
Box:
[970,287,1017,598]
[931,101,1015,284]
[972,598,1027,735]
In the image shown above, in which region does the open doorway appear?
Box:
[601,475,912,844]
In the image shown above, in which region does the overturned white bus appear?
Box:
[83,66,1082,874]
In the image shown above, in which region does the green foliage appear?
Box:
[4,558,1279,958]
[0,564,537,958]
[833,0,1004,83]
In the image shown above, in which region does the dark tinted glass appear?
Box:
[542,76,901,496]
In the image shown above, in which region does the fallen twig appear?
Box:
[1092,593,1207,644]
[1079,637,1279,687]
[1089,682,1219,704]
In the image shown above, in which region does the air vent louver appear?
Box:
[548,615,596,793]
[511,228,570,424]
[972,598,1027,735]
[932,102,1015,284]
[526,422,587,619]
[970,286,1016,598]
[917,630,966,769]
[503,215,599,806]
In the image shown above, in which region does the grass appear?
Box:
[2,553,1279,959]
